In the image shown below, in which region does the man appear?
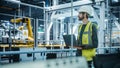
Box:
[75,6,98,68]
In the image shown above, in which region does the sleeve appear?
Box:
[92,24,98,48]
[77,25,81,45]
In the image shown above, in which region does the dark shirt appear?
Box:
[77,23,98,49]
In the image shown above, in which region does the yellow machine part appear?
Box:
[11,18,34,45]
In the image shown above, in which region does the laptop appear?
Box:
[63,34,78,47]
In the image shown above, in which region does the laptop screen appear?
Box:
[63,34,77,46]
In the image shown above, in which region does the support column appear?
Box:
[98,2,105,53]
[45,0,58,44]
[53,0,58,6]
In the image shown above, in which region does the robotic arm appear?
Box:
[10,18,33,41]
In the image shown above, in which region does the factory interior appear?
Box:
[0,0,120,68]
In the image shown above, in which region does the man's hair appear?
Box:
[86,13,89,19]
[81,12,89,19]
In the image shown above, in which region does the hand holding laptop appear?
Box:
[73,45,87,49]
[73,46,83,50]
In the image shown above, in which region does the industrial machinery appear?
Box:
[10,17,34,45]
[0,18,72,63]
[0,21,20,44]
[0,18,35,62]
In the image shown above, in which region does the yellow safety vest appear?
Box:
[78,22,96,61]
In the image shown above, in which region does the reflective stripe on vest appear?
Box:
[78,22,95,61]
[78,22,92,45]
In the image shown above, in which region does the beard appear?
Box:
[79,16,84,20]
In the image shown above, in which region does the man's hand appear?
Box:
[73,46,82,50]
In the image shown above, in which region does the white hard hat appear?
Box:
[78,5,93,16]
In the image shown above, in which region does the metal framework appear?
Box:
[46,0,103,11]
[5,0,47,10]
[0,49,76,55]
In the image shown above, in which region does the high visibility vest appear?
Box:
[78,22,96,61]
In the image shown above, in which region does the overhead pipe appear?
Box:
[5,0,48,10]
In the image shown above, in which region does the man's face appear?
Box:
[78,12,85,20]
